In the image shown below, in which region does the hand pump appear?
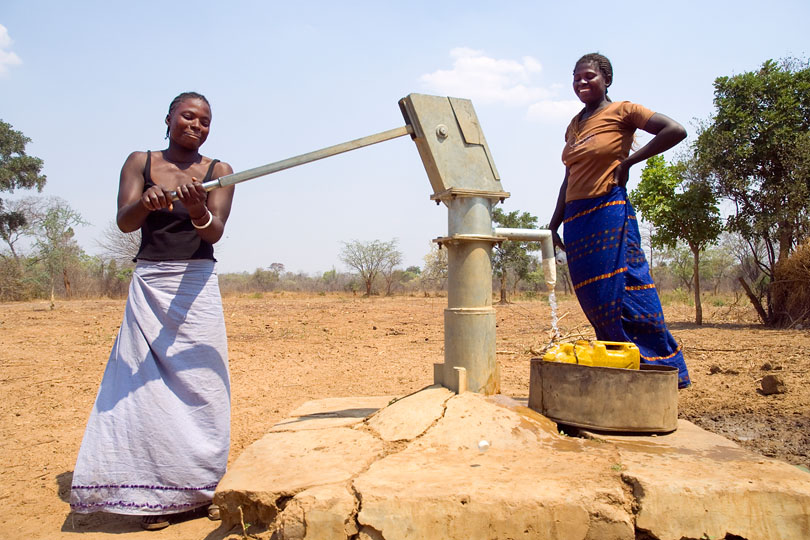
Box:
[173,94,556,395]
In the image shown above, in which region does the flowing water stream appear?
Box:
[549,288,560,340]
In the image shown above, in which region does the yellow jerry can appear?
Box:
[543,340,640,370]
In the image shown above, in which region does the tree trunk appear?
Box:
[63,267,72,298]
[499,271,508,304]
[683,276,693,293]
[738,277,768,324]
[692,246,702,325]
[563,268,573,295]
[770,223,794,325]
[777,222,793,265]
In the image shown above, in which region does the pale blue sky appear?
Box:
[1,1,807,274]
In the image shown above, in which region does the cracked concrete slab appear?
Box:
[354,393,635,539]
[366,384,454,441]
[215,388,810,540]
[582,421,810,540]
[279,484,359,540]
[214,425,384,527]
[270,396,394,432]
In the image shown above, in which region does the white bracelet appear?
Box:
[192,209,213,229]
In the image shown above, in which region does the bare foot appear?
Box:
[140,514,169,530]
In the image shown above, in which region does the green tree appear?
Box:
[252,267,279,291]
[0,196,45,260]
[339,239,401,296]
[252,263,284,291]
[101,258,133,298]
[631,155,722,324]
[32,198,87,301]
[421,243,448,293]
[398,266,421,292]
[491,208,540,304]
[379,240,403,296]
[700,242,737,295]
[0,198,49,300]
[659,244,700,293]
[0,121,47,248]
[694,58,810,324]
[321,268,339,291]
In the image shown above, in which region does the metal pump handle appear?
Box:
[170,125,414,201]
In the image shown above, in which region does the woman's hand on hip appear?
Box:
[613,162,630,188]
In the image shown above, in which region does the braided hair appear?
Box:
[165,91,211,138]
[575,53,613,99]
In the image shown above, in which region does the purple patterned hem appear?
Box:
[70,499,210,512]
[71,483,218,492]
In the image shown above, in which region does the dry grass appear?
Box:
[773,240,810,327]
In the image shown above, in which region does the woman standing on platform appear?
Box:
[71,91,235,529]
[548,53,691,388]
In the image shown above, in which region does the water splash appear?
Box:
[547,250,566,342]
[548,288,560,340]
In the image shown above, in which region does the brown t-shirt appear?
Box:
[561,101,654,202]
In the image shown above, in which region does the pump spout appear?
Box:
[493,227,556,291]
[541,255,556,292]
[540,235,556,292]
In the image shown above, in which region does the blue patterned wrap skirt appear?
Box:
[563,187,690,388]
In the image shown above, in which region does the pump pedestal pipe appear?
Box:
[432,191,508,395]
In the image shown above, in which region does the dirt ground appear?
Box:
[1,293,808,539]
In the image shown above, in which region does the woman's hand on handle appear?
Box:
[140,184,175,212]
[189,162,235,244]
[174,178,208,219]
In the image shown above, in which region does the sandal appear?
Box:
[140,515,170,531]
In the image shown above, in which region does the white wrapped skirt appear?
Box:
[70,260,230,515]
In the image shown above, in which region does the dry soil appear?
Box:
[1,293,808,539]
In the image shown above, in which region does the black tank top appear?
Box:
[134,151,219,262]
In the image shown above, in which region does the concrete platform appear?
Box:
[214,386,810,540]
